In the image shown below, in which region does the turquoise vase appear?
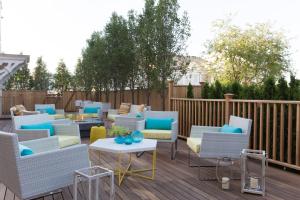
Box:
[124,134,133,145]
[132,130,144,143]
[114,135,125,144]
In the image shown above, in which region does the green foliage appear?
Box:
[277,77,288,100]
[263,77,276,100]
[201,74,300,101]
[32,57,51,90]
[206,20,291,84]
[213,80,223,99]
[187,82,194,98]
[109,125,131,136]
[53,60,72,93]
[5,64,33,90]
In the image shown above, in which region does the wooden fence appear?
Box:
[1,89,168,115]
[169,82,300,170]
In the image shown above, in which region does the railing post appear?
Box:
[224,93,234,124]
[168,80,174,111]
[199,81,205,98]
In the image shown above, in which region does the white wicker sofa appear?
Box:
[0,132,89,200]
[108,104,149,121]
[137,111,178,159]
[35,104,65,119]
[12,113,81,148]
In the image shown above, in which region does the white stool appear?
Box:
[74,166,114,200]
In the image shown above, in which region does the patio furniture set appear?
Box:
[0,101,264,199]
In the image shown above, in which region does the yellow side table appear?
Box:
[90,126,106,143]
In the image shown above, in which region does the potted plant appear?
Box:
[109,125,132,144]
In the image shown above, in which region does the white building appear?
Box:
[176,56,210,85]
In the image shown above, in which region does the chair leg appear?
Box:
[171,141,177,160]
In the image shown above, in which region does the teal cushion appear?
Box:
[19,144,34,156]
[21,122,55,136]
[84,107,100,114]
[220,124,243,134]
[37,107,56,115]
[145,118,173,130]
[136,112,143,118]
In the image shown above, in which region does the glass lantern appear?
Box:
[241,149,267,196]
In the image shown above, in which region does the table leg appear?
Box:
[110,172,115,200]
[88,179,92,200]
[73,174,78,200]
[96,178,99,200]
[152,150,157,179]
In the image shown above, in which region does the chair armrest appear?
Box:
[55,109,65,114]
[15,129,50,141]
[190,126,221,138]
[136,119,145,131]
[108,109,118,115]
[18,144,89,188]
[19,136,59,153]
[200,132,249,158]
[171,121,178,141]
[53,123,80,137]
[22,111,40,115]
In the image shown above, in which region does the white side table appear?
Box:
[74,166,114,200]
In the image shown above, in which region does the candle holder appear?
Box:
[241,149,267,196]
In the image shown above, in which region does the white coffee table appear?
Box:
[89,138,157,185]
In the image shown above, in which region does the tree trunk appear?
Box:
[131,89,135,104]
[105,88,109,102]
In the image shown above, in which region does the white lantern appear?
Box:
[241,149,267,196]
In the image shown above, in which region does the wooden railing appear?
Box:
[169,94,300,170]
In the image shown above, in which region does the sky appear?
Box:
[2,0,300,76]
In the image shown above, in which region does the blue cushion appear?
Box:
[136,112,143,118]
[19,144,34,156]
[37,107,56,115]
[145,118,173,130]
[21,122,55,136]
[220,124,243,134]
[84,107,100,114]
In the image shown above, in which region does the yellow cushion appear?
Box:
[54,114,65,119]
[187,137,202,153]
[90,126,106,143]
[141,129,172,140]
[58,136,80,148]
[107,114,118,121]
[82,113,99,118]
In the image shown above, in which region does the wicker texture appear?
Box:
[189,115,252,159]
[0,131,89,200]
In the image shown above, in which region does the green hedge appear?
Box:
[201,75,300,100]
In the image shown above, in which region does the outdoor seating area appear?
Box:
[1,119,300,200]
[1,0,300,199]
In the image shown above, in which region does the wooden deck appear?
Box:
[1,119,300,200]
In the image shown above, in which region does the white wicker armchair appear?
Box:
[12,113,80,148]
[187,115,252,179]
[136,111,178,159]
[0,132,89,200]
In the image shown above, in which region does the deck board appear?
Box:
[1,119,300,200]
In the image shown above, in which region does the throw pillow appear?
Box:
[19,144,34,156]
[118,103,131,114]
[220,124,243,134]
[145,118,174,130]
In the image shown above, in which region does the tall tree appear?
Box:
[206,20,290,84]
[137,0,157,106]
[104,12,133,107]
[154,0,191,110]
[5,64,33,90]
[32,57,51,90]
[53,59,71,94]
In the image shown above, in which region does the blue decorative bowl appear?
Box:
[114,135,125,144]
[124,135,133,145]
[132,130,144,143]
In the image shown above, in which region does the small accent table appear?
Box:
[74,166,114,200]
[89,138,157,185]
